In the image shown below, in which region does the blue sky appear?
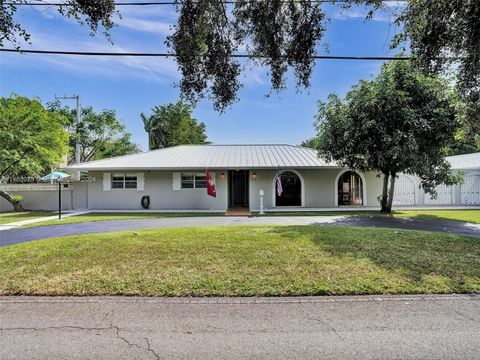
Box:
[0,2,404,150]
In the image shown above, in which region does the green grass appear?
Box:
[17,209,480,228]
[263,209,480,224]
[20,211,225,228]
[0,211,54,225]
[1,226,479,296]
[393,209,480,224]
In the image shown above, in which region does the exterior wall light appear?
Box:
[221,173,225,180]
[252,172,256,180]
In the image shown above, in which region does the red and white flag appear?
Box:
[206,167,216,197]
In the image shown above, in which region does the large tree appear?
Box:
[0,95,68,211]
[447,130,479,157]
[347,0,480,137]
[300,138,319,149]
[446,99,480,156]
[316,60,461,213]
[142,100,209,150]
[48,102,141,163]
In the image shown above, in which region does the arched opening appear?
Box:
[275,171,302,206]
[337,171,363,205]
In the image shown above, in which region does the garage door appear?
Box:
[424,184,453,205]
[462,175,480,205]
[393,174,416,205]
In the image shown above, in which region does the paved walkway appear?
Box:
[1,215,479,247]
[0,210,90,231]
[0,294,478,359]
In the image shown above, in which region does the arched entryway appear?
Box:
[274,171,303,206]
[337,171,363,205]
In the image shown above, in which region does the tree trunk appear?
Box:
[0,189,25,212]
[385,172,397,213]
[380,172,390,212]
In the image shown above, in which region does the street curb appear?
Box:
[0,294,478,304]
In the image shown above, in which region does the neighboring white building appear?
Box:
[1,145,480,212]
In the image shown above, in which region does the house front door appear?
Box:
[228,170,249,208]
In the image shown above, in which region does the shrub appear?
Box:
[11,194,24,205]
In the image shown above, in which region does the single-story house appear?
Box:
[59,144,480,211]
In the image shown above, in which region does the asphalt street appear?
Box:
[0,294,478,359]
[1,215,479,247]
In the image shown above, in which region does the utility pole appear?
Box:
[55,94,81,180]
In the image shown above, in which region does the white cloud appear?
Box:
[333,1,405,23]
[117,5,178,19]
[19,5,176,36]
[117,16,173,35]
[241,65,267,87]
[2,31,179,83]
[333,8,391,23]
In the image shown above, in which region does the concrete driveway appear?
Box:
[0,294,479,359]
[1,215,479,247]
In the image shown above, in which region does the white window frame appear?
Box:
[181,172,208,189]
[111,173,138,190]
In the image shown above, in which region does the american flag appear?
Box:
[275,170,283,197]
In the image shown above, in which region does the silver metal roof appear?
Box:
[64,144,339,171]
[446,152,480,170]
[64,145,480,172]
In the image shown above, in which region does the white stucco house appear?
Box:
[1,144,479,212]
[54,144,480,212]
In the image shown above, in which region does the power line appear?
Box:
[7,0,402,6]
[7,1,346,5]
[0,48,411,60]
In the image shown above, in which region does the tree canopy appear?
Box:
[2,1,479,118]
[48,102,140,163]
[315,60,461,212]
[168,0,325,111]
[447,127,479,157]
[346,0,480,136]
[1,0,116,48]
[299,137,319,149]
[141,100,209,150]
[0,95,69,210]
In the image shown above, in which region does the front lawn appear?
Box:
[393,209,480,224]
[0,210,54,225]
[20,209,480,228]
[20,211,225,228]
[263,209,480,224]
[1,226,478,296]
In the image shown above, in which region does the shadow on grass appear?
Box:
[266,226,480,284]
[258,210,480,225]
[395,212,480,224]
